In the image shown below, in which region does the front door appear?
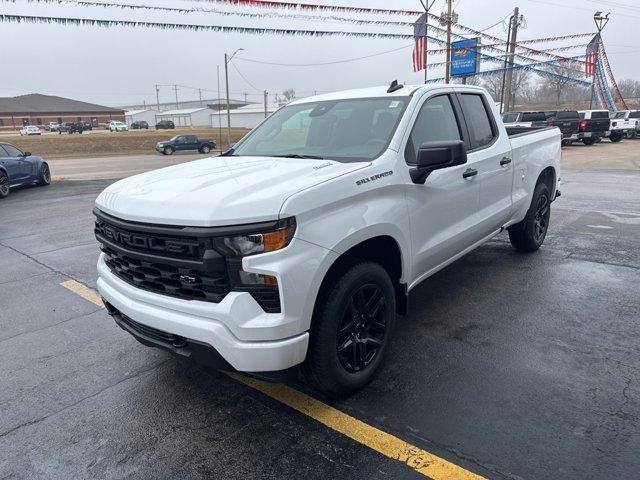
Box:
[404,92,483,286]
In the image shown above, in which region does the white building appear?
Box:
[155,108,216,127]
[125,109,159,126]
[210,103,283,129]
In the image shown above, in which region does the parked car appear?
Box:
[109,121,129,132]
[44,122,59,132]
[95,83,561,394]
[577,110,610,145]
[502,111,548,128]
[81,121,93,131]
[58,122,84,134]
[131,121,149,130]
[19,125,42,136]
[0,142,50,199]
[155,120,175,129]
[547,110,580,146]
[611,111,639,140]
[155,135,216,155]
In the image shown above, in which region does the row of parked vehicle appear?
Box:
[502,109,640,146]
[18,120,177,135]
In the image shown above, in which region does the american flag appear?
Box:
[413,13,428,72]
[585,34,599,77]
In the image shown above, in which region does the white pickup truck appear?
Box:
[94,84,561,394]
[611,110,640,139]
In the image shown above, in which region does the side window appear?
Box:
[2,144,23,157]
[460,94,496,150]
[405,95,462,164]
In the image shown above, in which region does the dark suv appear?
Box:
[131,121,149,130]
[155,120,175,130]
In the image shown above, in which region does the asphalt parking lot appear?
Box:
[1,141,639,479]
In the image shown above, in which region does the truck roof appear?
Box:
[289,84,487,105]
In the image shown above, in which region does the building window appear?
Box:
[0,119,4,127]
[77,116,82,122]
[36,118,43,125]
[22,118,29,126]
[57,117,62,123]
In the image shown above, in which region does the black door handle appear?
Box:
[500,157,512,166]
[463,168,478,179]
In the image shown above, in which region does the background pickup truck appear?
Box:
[155,135,216,155]
[58,122,85,134]
[548,110,581,145]
[611,110,639,140]
[502,111,549,129]
[578,110,610,145]
[95,84,561,394]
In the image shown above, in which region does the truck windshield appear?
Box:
[231,97,409,162]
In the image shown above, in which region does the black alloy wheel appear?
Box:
[336,284,387,373]
[533,192,550,244]
[0,171,9,198]
[39,163,51,186]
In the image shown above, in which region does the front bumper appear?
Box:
[97,235,334,371]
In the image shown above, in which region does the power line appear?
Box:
[234,44,413,67]
[229,61,263,92]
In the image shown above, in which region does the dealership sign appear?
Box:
[450,38,481,77]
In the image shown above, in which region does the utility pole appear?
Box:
[503,8,523,113]
[444,0,453,84]
[173,84,179,110]
[224,48,244,147]
[243,92,248,103]
[155,84,160,111]
[263,91,268,118]
[217,65,222,147]
[590,11,610,109]
[198,88,203,108]
[499,16,513,114]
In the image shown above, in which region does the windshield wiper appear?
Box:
[272,154,325,159]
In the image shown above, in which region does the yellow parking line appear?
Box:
[60,279,104,308]
[228,373,485,480]
[61,281,483,479]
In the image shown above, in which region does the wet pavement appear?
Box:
[1,142,638,479]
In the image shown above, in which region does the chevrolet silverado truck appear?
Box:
[611,110,639,139]
[95,84,561,394]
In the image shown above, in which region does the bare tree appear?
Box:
[481,73,503,102]
[282,89,296,102]
[543,64,575,106]
[618,79,640,108]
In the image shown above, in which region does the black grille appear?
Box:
[119,313,187,348]
[95,212,231,304]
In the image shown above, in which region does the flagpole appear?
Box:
[420,0,435,83]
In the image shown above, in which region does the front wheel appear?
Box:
[163,146,174,155]
[508,182,551,252]
[38,162,51,186]
[307,261,396,395]
[0,171,9,198]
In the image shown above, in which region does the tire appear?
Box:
[508,182,551,252]
[163,146,174,155]
[0,171,9,198]
[200,145,211,154]
[38,162,51,186]
[610,132,623,143]
[307,261,396,395]
[582,137,596,146]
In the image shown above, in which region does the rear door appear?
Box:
[457,91,514,232]
[404,91,483,281]
[184,135,199,150]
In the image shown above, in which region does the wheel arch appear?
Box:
[536,166,556,197]
[313,235,407,318]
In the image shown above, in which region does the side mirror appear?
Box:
[410,140,467,184]
[23,152,32,157]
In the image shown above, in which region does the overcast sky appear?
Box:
[0,0,638,107]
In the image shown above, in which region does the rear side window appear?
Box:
[630,111,640,119]
[460,94,496,150]
[502,113,519,123]
[405,95,462,164]
[185,136,197,142]
[556,111,579,120]
[592,111,610,119]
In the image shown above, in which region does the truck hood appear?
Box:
[95,156,368,226]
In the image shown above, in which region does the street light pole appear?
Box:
[224,48,244,148]
[590,12,610,109]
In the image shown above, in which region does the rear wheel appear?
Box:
[200,145,211,154]
[0,171,9,198]
[508,182,551,252]
[582,137,596,146]
[38,162,51,186]
[307,261,396,395]
[610,131,623,143]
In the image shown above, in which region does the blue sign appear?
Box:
[450,38,480,77]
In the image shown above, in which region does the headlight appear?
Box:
[217,217,296,257]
